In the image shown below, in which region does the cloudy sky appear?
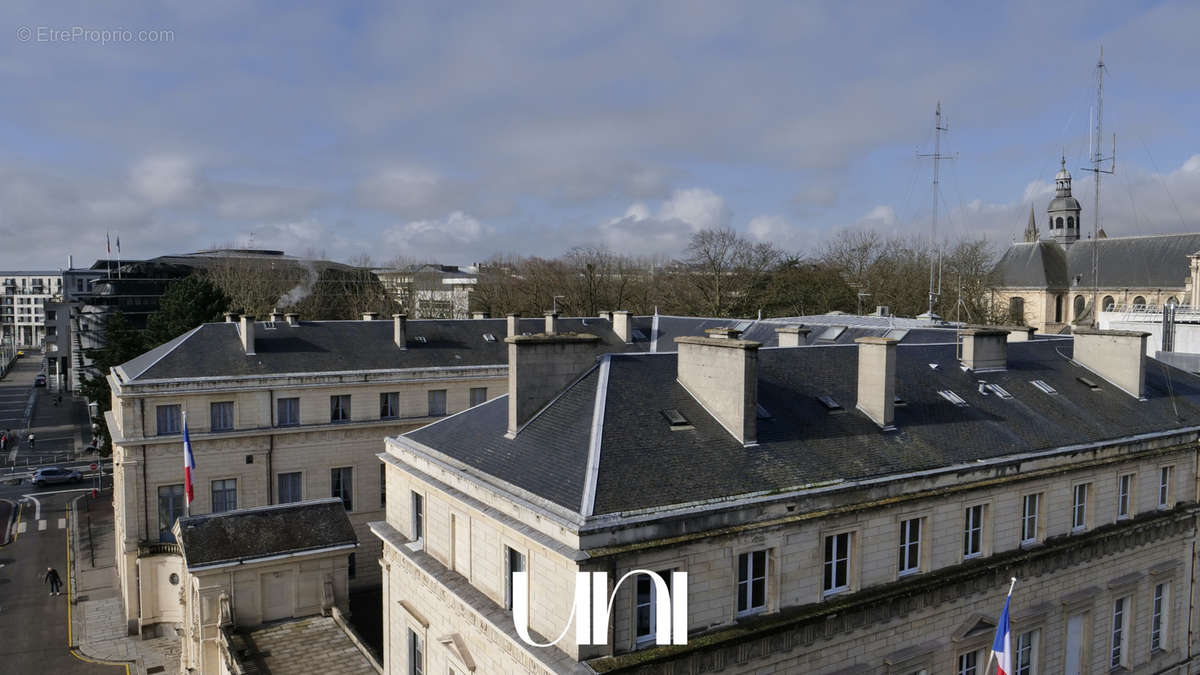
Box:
[2,1,1199,269]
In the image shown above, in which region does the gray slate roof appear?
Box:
[994,233,1200,289]
[177,498,357,569]
[404,339,1200,520]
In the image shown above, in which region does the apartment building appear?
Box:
[373,326,1200,674]
[107,311,633,637]
[1,270,61,348]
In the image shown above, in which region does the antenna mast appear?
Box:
[1080,46,1116,324]
[918,102,956,318]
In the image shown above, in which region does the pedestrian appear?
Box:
[27,432,34,450]
[45,567,62,596]
[0,431,6,451]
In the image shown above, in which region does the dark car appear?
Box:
[31,467,82,486]
[34,374,46,387]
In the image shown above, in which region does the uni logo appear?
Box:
[513,570,688,647]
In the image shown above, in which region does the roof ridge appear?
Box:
[580,355,612,517]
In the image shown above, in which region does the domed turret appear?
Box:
[1048,155,1081,245]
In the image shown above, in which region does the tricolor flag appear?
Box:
[990,578,1016,675]
[106,232,111,254]
[182,411,196,505]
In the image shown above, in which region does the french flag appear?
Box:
[182,411,196,504]
[991,579,1016,675]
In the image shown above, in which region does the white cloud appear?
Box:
[130,156,198,205]
[658,188,731,231]
[862,205,897,227]
[357,166,451,215]
[383,211,494,261]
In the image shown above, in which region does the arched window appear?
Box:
[1073,295,1086,319]
[1056,217,1064,229]
[1133,295,1147,307]
[1067,217,1075,228]
[1008,297,1025,324]
[1055,295,1064,323]
[1102,295,1115,311]
[1166,296,1179,307]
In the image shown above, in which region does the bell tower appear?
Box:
[1048,155,1082,245]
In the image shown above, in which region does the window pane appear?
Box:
[156,404,181,435]
[212,478,236,512]
[158,484,184,542]
[428,389,447,417]
[278,472,302,504]
[277,397,299,426]
[332,467,353,511]
[470,387,487,407]
[331,395,351,422]
[210,401,234,431]
[380,392,399,419]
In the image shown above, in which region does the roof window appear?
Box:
[985,383,1013,399]
[631,328,647,340]
[755,403,773,420]
[414,336,428,344]
[817,395,845,414]
[482,333,496,342]
[1077,376,1101,391]
[817,326,846,341]
[661,409,693,431]
[938,390,968,407]
[1030,379,1057,395]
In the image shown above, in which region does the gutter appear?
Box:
[186,542,358,572]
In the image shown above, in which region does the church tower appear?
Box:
[1048,156,1082,245]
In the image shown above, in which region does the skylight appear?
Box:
[817,395,844,413]
[884,328,909,340]
[1077,376,1101,390]
[756,403,773,420]
[414,336,428,344]
[482,333,496,342]
[938,390,968,407]
[631,328,647,340]
[1030,379,1057,395]
[986,383,1013,400]
[662,409,693,430]
[817,326,846,341]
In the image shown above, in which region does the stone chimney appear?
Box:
[506,334,601,436]
[224,312,239,323]
[1000,325,1036,342]
[613,310,631,343]
[393,314,408,350]
[239,316,256,355]
[855,337,898,429]
[269,308,285,322]
[544,312,559,335]
[674,328,760,445]
[776,325,811,347]
[472,311,489,320]
[598,310,613,322]
[506,312,520,338]
[363,312,379,321]
[959,327,1010,371]
[285,313,299,326]
[1073,327,1150,399]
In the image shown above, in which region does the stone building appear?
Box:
[107,312,633,638]
[990,160,1200,334]
[373,325,1200,674]
[0,270,61,348]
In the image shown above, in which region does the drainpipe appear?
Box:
[141,445,149,542]
[267,390,275,504]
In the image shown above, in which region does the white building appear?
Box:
[1,271,62,348]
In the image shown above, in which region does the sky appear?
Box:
[2,1,1199,270]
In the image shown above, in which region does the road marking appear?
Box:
[57,517,66,529]
[37,519,46,531]
[23,488,91,498]
[23,494,41,520]
[16,522,26,533]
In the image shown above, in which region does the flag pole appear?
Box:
[984,577,1017,675]
[182,410,190,519]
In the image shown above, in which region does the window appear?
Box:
[635,570,673,644]
[898,518,921,575]
[211,479,237,512]
[427,389,447,417]
[210,401,234,432]
[957,649,979,675]
[1015,629,1038,675]
[505,546,526,611]
[331,467,353,511]
[330,394,351,423]
[1073,295,1085,319]
[470,387,488,407]
[1103,295,1115,311]
[1133,295,1146,307]
[1152,582,1169,652]
[380,463,386,508]
[277,472,302,504]
[411,492,423,541]
[1008,297,1024,325]
[408,629,424,675]
[45,309,56,321]
[1159,466,1173,509]
[1111,596,1129,669]
[348,553,356,579]
[1072,484,1089,531]
[277,397,300,426]
[1117,474,1134,520]
[963,505,985,559]
[1055,295,1064,323]
[1055,217,1064,229]
[737,549,768,615]
[380,392,399,419]
[824,533,851,594]
[156,404,182,436]
[1021,494,1040,545]
[1067,216,1075,228]
[157,484,185,542]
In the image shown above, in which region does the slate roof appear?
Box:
[403,338,1200,521]
[177,498,357,569]
[234,616,378,675]
[114,316,634,382]
[994,233,1200,289]
[648,315,960,349]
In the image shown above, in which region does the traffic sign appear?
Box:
[90,463,98,471]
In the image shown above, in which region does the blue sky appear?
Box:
[2,1,1199,269]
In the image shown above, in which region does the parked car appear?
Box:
[32,467,82,486]
[34,374,46,387]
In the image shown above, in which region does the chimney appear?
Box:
[285,313,299,327]
[239,316,256,355]
[598,310,613,322]
[544,311,560,335]
[613,310,631,343]
[363,312,379,321]
[1001,325,1036,342]
[776,325,811,347]
[855,336,898,429]
[506,334,601,436]
[393,314,408,350]
[224,312,239,323]
[472,311,489,320]
[674,329,760,445]
[269,308,284,322]
[1072,327,1150,399]
[959,327,1010,371]
[506,312,520,338]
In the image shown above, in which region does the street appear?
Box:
[0,356,123,673]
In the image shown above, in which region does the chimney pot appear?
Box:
[855,336,898,428]
[269,308,284,322]
[612,310,632,343]
[284,313,299,326]
[775,325,811,347]
[598,310,613,322]
[544,311,559,335]
[506,334,601,436]
[363,312,379,321]
[393,313,408,350]
[239,316,256,355]
[674,334,760,445]
[1072,327,1150,398]
[506,312,520,338]
[959,327,1009,371]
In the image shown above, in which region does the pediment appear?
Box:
[952,612,996,642]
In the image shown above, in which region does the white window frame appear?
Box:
[736,548,769,616]
[1152,582,1169,652]
[963,504,986,560]
[504,545,527,612]
[1158,465,1174,509]
[898,518,922,576]
[276,471,302,504]
[634,568,674,646]
[823,532,852,595]
[411,491,424,542]
[407,627,424,675]
[1021,493,1040,546]
[1071,483,1089,532]
[210,477,237,513]
[1015,629,1038,675]
[331,466,353,512]
[1117,473,1134,520]
[1111,595,1130,669]
[957,648,981,675]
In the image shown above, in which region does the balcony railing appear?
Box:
[138,542,181,557]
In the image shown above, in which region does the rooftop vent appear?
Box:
[662,409,693,430]
[817,395,844,413]
[938,390,968,407]
[893,395,907,407]
[1030,379,1057,395]
[1077,376,1101,390]
[985,383,1013,399]
[262,321,277,330]
[415,336,428,344]
[483,333,497,342]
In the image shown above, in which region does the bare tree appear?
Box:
[684,227,781,317]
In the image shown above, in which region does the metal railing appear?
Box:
[1102,303,1200,323]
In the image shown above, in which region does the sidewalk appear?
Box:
[70,494,181,675]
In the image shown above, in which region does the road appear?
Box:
[0,355,122,673]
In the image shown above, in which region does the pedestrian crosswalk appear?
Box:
[14,518,67,534]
